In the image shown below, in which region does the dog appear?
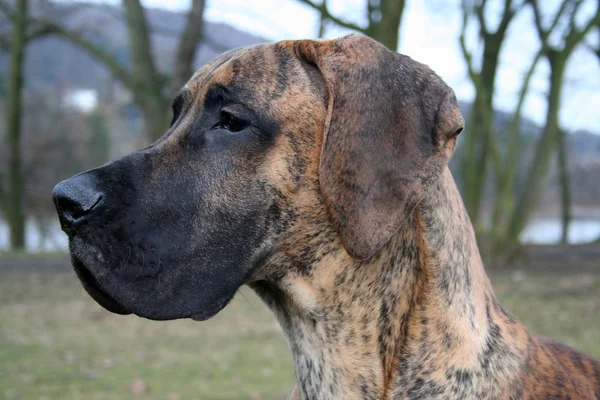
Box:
[53,35,600,399]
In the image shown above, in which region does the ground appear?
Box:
[1,247,599,400]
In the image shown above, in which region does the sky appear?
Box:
[72,0,600,133]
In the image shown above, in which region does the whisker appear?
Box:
[237,289,254,308]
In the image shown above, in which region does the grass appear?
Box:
[1,264,599,400]
[491,270,600,357]
[0,269,294,400]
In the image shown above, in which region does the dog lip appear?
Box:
[190,293,235,322]
[71,256,133,316]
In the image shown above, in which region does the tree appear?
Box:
[35,0,206,142]
[5,0,28,250]
[489,47,543,252]
[0,0,69,249]
[489,1,570,259]
[458,0,523,232]
[505,0,600,254]
[298,0,406,50]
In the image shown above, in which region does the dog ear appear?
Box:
[294,35,464,260]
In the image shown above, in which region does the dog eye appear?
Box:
[215,111,250,133]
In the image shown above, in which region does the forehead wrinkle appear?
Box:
[185,43,270,91]
[186,50,273,120]
[180,60,239,124]
[188,49,237,83]
[184,47,245,96]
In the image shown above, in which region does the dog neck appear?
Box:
[252,167,526,399]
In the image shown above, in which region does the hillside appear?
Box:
[0,2,598,212]
[0,2,266,96]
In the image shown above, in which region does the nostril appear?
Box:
[57,193,102,220]
[88,194,103,212]
[52,176,104,230]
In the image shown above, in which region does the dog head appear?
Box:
[53,35,463,321]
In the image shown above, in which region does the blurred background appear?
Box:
[0,0,599,399]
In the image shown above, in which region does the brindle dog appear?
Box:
[53,35,600,399]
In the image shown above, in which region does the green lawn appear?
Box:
[1,264,599,400]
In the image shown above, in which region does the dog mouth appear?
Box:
[70,251,235,321]
[71,255,133,316]
[66,233,258,321]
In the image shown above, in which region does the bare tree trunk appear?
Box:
[491,49,542,248]
[123,0,159,88]
[557,128,571,244]
[122,0,169,141]
[462,92,492,227]
[506,54,566,246]
[366,0,405,50]
[469,32,504,221]
[6,0,27,250]
[459,0,518,233]
[501,0,599,258]
[173,0,206,90]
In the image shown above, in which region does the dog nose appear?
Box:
[53,174,103,232]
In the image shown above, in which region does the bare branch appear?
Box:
[506,48,543,163]
[75,1,229,55]
[26,23,56,41]
[568,0,585,31]
[496,0,519,37]
[459,0,480,85]
[565,1,600,53]
[40,22,136,93]
[0,3,60,49]
[528,0,548,40]
[297,0,366,33]
[318,0,327,38]
[474,0,488,35]
[528,0,573,45]
[548,0,572,33]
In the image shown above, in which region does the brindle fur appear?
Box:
[54,35,600,399]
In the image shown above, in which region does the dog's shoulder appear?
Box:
[520,334,600,399]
